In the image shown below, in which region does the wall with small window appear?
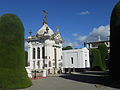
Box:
[63,51,78,68]
[63,48,90,69]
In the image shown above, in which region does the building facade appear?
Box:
[62,48,90,72]
[85,40,110,50]
[26,21,63,76]
[84,36,110,52]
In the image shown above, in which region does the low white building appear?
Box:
[62,48,90,72]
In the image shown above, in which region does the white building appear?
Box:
[26,12,63,76]
[62,48,90,72]
[84,36,110,51]
[25,11,92,77]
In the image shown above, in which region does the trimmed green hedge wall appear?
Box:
[110,1,120,79]
[90,49,102,70]
[0,14,32,89]
[98,43,108,70]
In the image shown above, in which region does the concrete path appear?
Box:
[19,72,120,90]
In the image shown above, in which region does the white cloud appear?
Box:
[79,11,90,15]
[78,35,87,42]
[87,25,110,41]
[72,42,80,47]
[63,39,80,47]
[73,25,110,43]
[63,42,72,47]
[72,33,78,37]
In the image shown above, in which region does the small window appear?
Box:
[42,47,45,59]
[33,48,36,59]
[61,56,63,59]
[37,47,40,59]
[85,60,87,67]
[71,57,73,64]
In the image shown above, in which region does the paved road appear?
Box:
[19,72,120,90]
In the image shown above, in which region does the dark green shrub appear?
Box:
[90,49,105,71]
[110,1,120,79]
[98,43,108,70]
[62,46,73,50]
[0,14,32,89]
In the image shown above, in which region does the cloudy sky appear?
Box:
[0,0,118,48]
[71,25,110,45]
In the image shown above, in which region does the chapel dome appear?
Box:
[36,24,54,36]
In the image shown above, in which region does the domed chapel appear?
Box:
[26,11,63,76]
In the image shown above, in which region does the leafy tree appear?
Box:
[62,46,73,50]
[98,43,108,70]
[0,14,32,89]
[110,1,120,79]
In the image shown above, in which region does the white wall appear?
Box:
[27,39,63,72]
[62,48,90,69]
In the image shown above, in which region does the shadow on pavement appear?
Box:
[59,71,120,89]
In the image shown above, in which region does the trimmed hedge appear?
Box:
[98,43,108,70]
[0,14,32,89]
[110,1,120,79]
[90,49,104,70]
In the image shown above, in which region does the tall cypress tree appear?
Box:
[0,14,32,89]
[98,43,108,70]
[90,48,103,70]
[110,1,120,79]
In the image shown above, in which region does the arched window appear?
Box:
[71,57,73,64]
[33,48,36,59]
[37,47,40,59]
[54,48,57,68]
[42,47,45,59]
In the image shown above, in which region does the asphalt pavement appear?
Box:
[19,71,120,90]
